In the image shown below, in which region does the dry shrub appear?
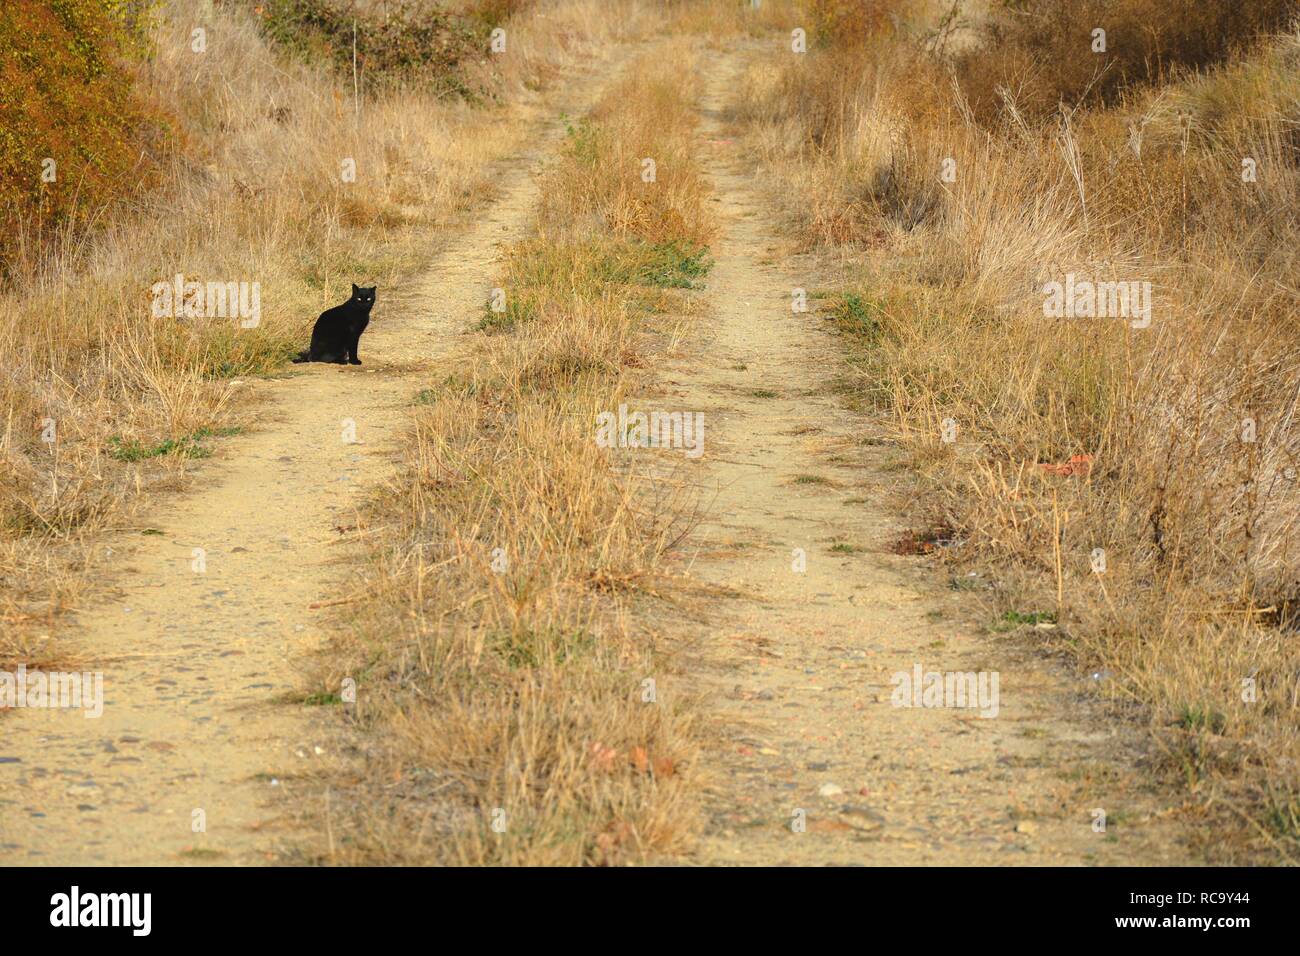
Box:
[0,0,174,275]
[254,0,493,97]
[953,0,1296,122]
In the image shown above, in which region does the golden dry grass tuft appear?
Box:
[305,41,715,865]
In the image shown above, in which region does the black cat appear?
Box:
[293,284,376,364]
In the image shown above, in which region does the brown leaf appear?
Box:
[589,741,618,773]
[809,818,853,833]
[593,820,635,866]
[629,745,650,773]
[1038,453,1094,477]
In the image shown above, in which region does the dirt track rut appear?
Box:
[669,49,1191,866]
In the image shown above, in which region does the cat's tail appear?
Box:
[291,350,310,364]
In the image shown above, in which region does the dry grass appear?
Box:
[663,0,801,39]
[950,0,1296,121]
[302,40,716,865]
[0,0,639,666]
[730,0,1300,861]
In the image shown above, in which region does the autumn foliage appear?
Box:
[0,0,174,277]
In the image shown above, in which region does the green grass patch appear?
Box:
[992,609,1057,631]
[107,426,241,463]
[1265,794,1300,843]
[479,237,712,335]
[476,293,539,334]
[302,691,344,706]
[624,239,711,289]
[1178,705,1227,735]
[492,627,595,670]
[416,373,481,404]
[827,291,885,344]
[178,847,226,860]
[563,114,601,165]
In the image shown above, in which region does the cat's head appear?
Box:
[351,283,377,307]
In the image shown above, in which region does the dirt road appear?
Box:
[667,49,1192,865]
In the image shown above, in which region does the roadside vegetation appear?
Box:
[255,0,527,97]
[731,0,1300,860]
[306,41,715,865]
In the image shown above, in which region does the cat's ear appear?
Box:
[367,286,377,296]
[352,282,360,295]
